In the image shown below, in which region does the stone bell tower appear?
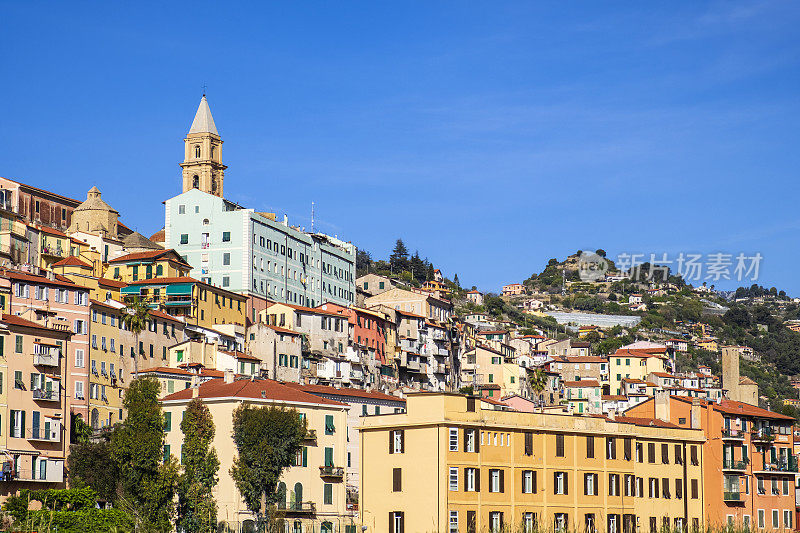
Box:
[180,95,227,197]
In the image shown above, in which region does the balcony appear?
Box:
[281,501,316,514]
[723,491,741,502]
[28,425,60,443]
[431,363,447,374]
[755,458,798,473]
[33,352,59,367]
[319,465,344,479]
[40,245,64,258]
[722,459,748,471]
[752,428,775,443]
[722,429,746,440]
[303,429,317,442]
[33,388,60,402]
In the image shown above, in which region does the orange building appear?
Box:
[627,393,797,530]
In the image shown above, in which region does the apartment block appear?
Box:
[360,393,706,533]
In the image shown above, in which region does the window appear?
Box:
[662,477,671,499]
[784,510,792,529]
[324,415,335,435]
[449,467,458,491]
[661,443,669,464]
[554,471,568,494]
[522,470,536,493]
[164,412,171,432]
[675,478,683,499]
[392,468,401,492]
[555,513,568,532]
[464,467,478,491]
[586,436,594,458]
[449,511,459,533]
[390,429,404,454]
[223,253,231,265]
[691,479,699,499]
[636,442,643,462]
[489,469,504,493]
[222,276,230,287]
[648,443,656,463]
[772,509,779,529]
[690,445,698,465]
[390,511,404,533]
[180,234,188,244]
[524,432,533,456]
[464,429,478,453]
[758,510,765,529]
[606,437,616,460]
[324,483,333,504]
[675,444,683,464]
[222,231,231,242]
[608,473,619,496]
[555,434,565,457]
[584,473,598,496]
[449,428,458,451]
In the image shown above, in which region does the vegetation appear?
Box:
[121,297,151,377]
[176,398,220,533]
[230,404,307,529]
[111,377,178,531]
[67,430,119,504]
[357,238,440,286]
[4,487,132,532]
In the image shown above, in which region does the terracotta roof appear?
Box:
[53,256,91,268]
[148,309,182,323]
[571,341,592,348]
[109,249,188,265]
[217,350,261,362]
[663,396,794,422]
[284,382,406,403]
[613,416,684,429]
[477,330,507,335]
[621,378,645,384]
[162,377,348,406]
[650,372,677,378]
[564,379,600,387]
[1,314,72,335]
[739,376,757,385]
[266,302,342,317]
[552,356,607,363]
[1,269,78,288]
[98,278,127,288]
[602,395,627,401]
[89,299,120,310]
[481,396,510,407]
[259,323,300,335]
[612,348,666,359]
[395,309,426,319]
[1,178,81,203]
[149,229,165,242]
[38,226,68,237]
[128,276,199,285]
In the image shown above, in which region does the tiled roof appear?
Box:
[53,256,91,268]
[162,377,347,406]
[98,278,127,288]
[1,314,71,334]
[266,302,341,317]
[552,356,607,363]
[650,372,677,378]
[109,249,188,265]
[1,269,78,288]
[38,226,68,237]
[613,416,684,429]
[602,395,627,401]
[148,309,183,323]
[128,276,199,285]
[284,382,405,403]
[564,379,600,387]
[259,323,300,335]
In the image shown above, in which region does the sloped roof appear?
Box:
[162,377,347,407]
[123,232,163,251]
[189,96,218,135]
[284,382,406,403]
[108,249,187,265]
[53,256,91,268]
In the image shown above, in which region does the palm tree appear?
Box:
[527,368,548,412]
[121,297,151,377]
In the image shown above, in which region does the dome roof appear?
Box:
[122,231,163,251]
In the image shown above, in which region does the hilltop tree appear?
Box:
[111,377,178,531]
[426,263,435,281]
[177,398,220,533]
[453,273,460,288]
[355,249,372,277]
[230,405,306,529]
[389,239,409,273]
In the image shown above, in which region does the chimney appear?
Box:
[690,398,702,429]
[607,408,616,421]
[655,390,670,422]
[224,370,234,384]
[192,384,199,399]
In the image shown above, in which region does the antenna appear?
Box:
[202,83,207,96]
[311,201,315,233]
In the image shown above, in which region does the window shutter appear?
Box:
[393,468,401,492]
[499,469,504,492]
[389,430,394,454]
[21,410,25,436]
[302,447,307,467]
[400,430,405,453]
[584,473,589,495]
[464,468,469,491]
[475,468,480,491]
[475,430,480,452]
[532,470,537,493]
[564,472,568,495]
[390,513,395,533]
[399,512,404,533]
[9,410,13,436]
[499,512,504,530]
[463,429,468,452]
[587,436,594,458]
[624,438,632,461]
[525,432,533,455]
[554,472,558,493]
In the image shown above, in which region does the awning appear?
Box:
[121,286,141,295]
[165,283,194,296]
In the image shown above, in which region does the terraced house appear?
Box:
[360,393,706,533]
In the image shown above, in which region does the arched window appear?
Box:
[90,408,100,430]
[293,482,303,508]
[211,146,216,159]
[321,522,333,533]
[293,521,301,533]
[192,175,199,189]
[276,482,287,510]
[194,145,201,158]
[211,178,217,192]
[156,265,163,276]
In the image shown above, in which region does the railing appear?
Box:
[319,466,344,478]
[760,459,798,473]
[33,352,59,366]
[28,426,60,442]
[40,246,64,257]
[278,501,316,513]
[32,389,60,402]
[752,428,775,442]
[303,429,317,441]
[723,491,741,501]
[722,459,748,470]
[722,429,746,439]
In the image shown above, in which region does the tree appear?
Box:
[453,273,460,288]
[68,431,120,504]
[355,248,372,277]
[527,369,548,411]
[389,239,409,273]
[426,263,435,281]
[111,377,178,531]
[177,398,219,533]
[595,249,606,257]
[5,487,132,532]
[230,404,306,528]
[121,297,151,377]
[70,413,92,444]
[409,251,426,283]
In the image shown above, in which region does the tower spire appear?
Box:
[189,95,218,135]
[181,96,226,197]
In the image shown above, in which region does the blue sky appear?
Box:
[2,2,799,294]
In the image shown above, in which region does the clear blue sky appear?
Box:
[2,2,799,294]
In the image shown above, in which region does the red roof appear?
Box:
[613,416,684,429]
[163,377,347,406]
[395,309,426,319]
[108,249,189,266]
[98,278,127,288]
[650,372,677,378]
[564,379,600,388]
[1,269,78,288]
[129,276,200,285]
[284,382,405,403]
[266,302,342,317]
[1,314,72,335]
[260,323,300,336]
[53,256,91,268]
[602,395,627,401]
[552,356,607,363]
[478,330,507,335]
[612,348,666,359]
[38,225,68,237]
[148,309,182,323]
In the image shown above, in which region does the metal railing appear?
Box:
[28,426,60,442]
[319,465,344,477]
[33,352,59,366]
[723,491,741,501]
[722,459,748,470]
[722,428,746,439]
[32,388,60,402]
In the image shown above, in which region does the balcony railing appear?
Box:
[28,426,60,442]
[32,388,60,402]
[752,428,775,442]
[277,501,316,514]
[759,459,798,473]
[723,491,741,502]
[33,352,59,366]
[319,465,344,478]
[303,429,317,441]
[722,429,746,439]
[722,459,748,470]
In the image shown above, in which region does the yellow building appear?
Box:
[52,256,127,302]
[121,277,246,328]
[107,249,192,283]
[609,349,669,396]
[162,375,353,532]
[87,300,128,430]
[37,226,90,271]
[360,393,706,533]
[695,338,719,352]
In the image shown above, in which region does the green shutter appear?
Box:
[163,444,170,464]
[164,412,171,432]
[325,447,333,467]
[324,483,332,505]
[20,410,25,436]
[302,447,308,467]
[0,335,4,356]
[15,335,22,353]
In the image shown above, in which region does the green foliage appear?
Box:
[111,377,178,532]
[121,297,151,376]
[177,398,220,533]
[389,239,409,273]
[70,413,92,444]
[230,404,307,527]
[67,433,120,503]
[5,487,132,532]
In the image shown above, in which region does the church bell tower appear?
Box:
[180,95,227,197]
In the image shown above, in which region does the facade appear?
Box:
[360,393,706,533]
[244,322,303,382]
[466,290,483,305]
[0,178,80,232]
[0,315,72,496]
[356,274,395,298]
[609,349,669,396]
[365,287,452,323]
[563,379,602,414]
[627,394,797,529]
[107,249,191,283]
[502,283,525,296]
[181,95,226,198]
[162,377,353,532]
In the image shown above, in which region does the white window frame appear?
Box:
[758,510,765,529]
[523,470,534,493]
[449,511,458,533]
[448,467,458,491]
[466,468,476,491]
[449,428,458,451]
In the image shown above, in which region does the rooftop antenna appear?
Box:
[311,201,315,233]
[202,83,207,97]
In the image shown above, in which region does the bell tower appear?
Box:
[180,95,227,197]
